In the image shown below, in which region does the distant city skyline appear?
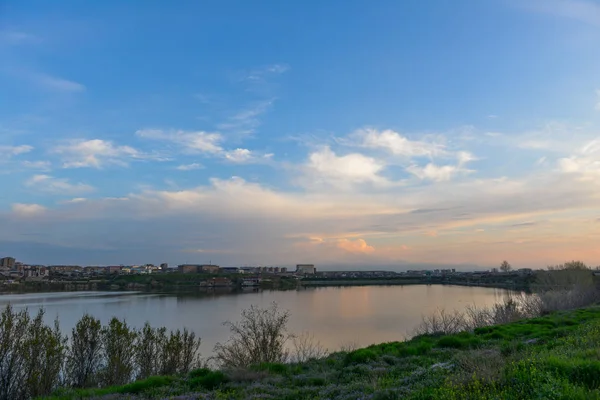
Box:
[2,0,600,269]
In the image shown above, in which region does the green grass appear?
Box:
[41,305,600,400]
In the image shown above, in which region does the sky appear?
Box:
[1,0,600,270]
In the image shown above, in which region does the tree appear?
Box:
[66,315,103,388]
[101,318,137,386]
[500,260,512,273]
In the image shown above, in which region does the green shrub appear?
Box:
[345,349,378,364]
[543,357,600,389]
[189,371,228,390]
[117,376,175,394]
[436,336,466,349]
[188,367,211,378]
[252,362,289,375]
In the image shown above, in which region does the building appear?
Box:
[178,264,199,274]
[23,266,48,279]
[84,266,106,275]
[160,263,169,271]
[108,266,122,274]
[221,267,243,274]
[0,257,16,270]
[48,265,82,275]
[296,264,316,275]
[201,265,220,274]
[517,268,533,276]
[211,277,233,287]
[178,264,221,274]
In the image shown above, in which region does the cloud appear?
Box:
[53,139,154,168]
[21,160,52,171]
[1,145,33,157]
[34,73,86,92]
[0,31,38,45]
[217,100,273,136]
[176,163,204,171]
[11,203,46,217]
[136,129,223,154]
[336,238,375,254]
[406,163,461,182]
[354,128,445,157]
[25,174,94,195]
[304,146,389,187]
[519,0,600,27]
[558,138,600,178]
[224,148,253,163]
[3,166,600,267]
[242,64,290,81]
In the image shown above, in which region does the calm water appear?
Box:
[0,285,512,355]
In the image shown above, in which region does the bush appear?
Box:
[345,349,378,364]
[117,376,175,394]
[253,362,289,375]
[213,303,291,368]
[189,370,228,390]
[437,336,467,349]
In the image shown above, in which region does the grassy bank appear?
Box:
[45,306,600,400]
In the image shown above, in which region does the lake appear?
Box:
[0,285,512,355]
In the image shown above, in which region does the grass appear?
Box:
[42,306,600,400]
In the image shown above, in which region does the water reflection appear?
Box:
[0,285,513,355]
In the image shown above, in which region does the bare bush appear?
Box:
[453,349,505,384]
[66,314,103,388]
[291,331,329,363]
[213,303,290,368]
[413,308,466,336]
[338,340,360,353]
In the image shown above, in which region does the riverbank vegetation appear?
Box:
[0,261,598,399]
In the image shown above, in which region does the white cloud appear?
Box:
[136,129,223,154]
[457,151,476,165]
[217,100,273,135]
[25,174,95,195]
[53,139,152,168]
[519,0,600,27]
[558,138,600,177]
[224,148,253,163]
[34,73,85,92]
[242,64,290,81]
[0,31,38,45]
[176,163,204,171]
[407,163,460,182]
[11,203,46,217]
[1,145,33,156]
[265,64,290,74]
[22,160,51,171]
[305,146,389,186]
[354,128,445,157]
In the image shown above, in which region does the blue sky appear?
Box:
[1,0,600,269]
